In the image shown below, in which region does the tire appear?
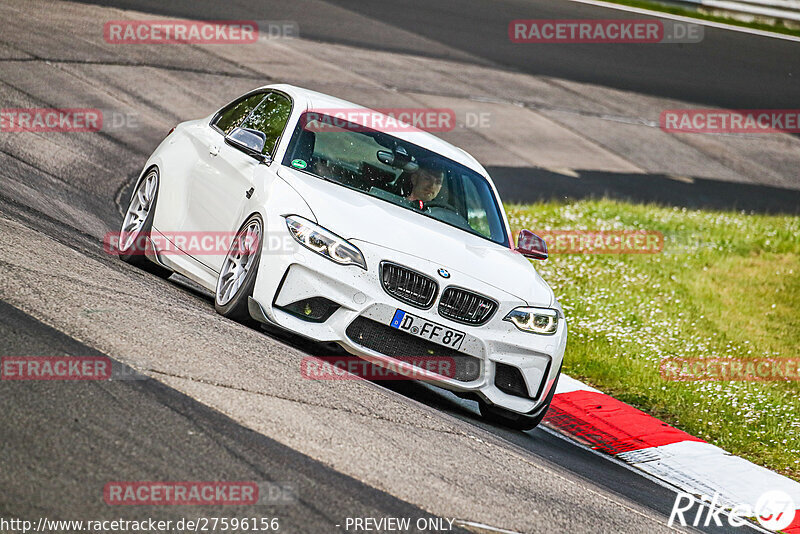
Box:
[214,214,263,324]
[118,167,172,278]
[479,365,562,431]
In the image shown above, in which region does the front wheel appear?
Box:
[479,366,561,431]
[214,215,263,324]
[118,168,172,278]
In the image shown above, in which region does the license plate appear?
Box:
[389,309,465,350]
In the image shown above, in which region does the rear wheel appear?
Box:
[118,168,172,278]
[214,215,263,324]
[479,366,561,431]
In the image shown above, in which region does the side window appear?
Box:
[239,92,292,155]
[212,93,267,135]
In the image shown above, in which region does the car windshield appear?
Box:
[281,112,509,247]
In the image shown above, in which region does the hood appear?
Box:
[277,167,554,306]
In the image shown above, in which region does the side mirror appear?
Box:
[226,127,270,163]
[516,229,548,260]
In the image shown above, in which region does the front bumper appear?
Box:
[249,223,567,415]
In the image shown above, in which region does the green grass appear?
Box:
[593,0,800,38]
[506,200,800,481]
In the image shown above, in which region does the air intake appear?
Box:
[494,362,530,398]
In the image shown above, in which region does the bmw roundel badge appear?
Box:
[437,268,450,278]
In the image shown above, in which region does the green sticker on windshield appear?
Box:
[291,159,308,169]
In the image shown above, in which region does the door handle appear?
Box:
[209,145,220,157]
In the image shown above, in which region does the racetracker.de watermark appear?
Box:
[0,108,146,133]
[0,108,102,132]
[104,231,271,256]
[105,482,260,505]
[1,357,110,380]
[1,356,146,381]
[533,230,664,254]
[509,19,703,43]
[302,108,458,133]
[301,356,471,380]
[103,20,298,44]
[103,482,294,506]
[660,109,800,134]
[660,357,800,382]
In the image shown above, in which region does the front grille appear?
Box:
[345,316,481,382]
[380,262,437,309]
[438,287,497,325]
[494,362,530,398]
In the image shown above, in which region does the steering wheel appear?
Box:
[422,200,452,211]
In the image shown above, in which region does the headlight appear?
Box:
[504,307,559,335]
[285,215,367,270]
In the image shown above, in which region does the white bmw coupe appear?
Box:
[118,84,567,430]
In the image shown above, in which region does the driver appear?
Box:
[406,167,444,208]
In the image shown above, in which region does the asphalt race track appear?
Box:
[0,301,470,533]
[0,1,796,533]
[75,0,800,109]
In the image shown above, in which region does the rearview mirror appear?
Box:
[226,127,270,163]
[377,147,419,172]
[516,229,548,260]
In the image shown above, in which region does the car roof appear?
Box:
[265,83,489,177]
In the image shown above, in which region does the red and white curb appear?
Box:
[543,375,800,532]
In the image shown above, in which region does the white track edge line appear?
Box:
[539,425,775,533]
[454,519,525,534]
[553,374,796,532]
[562,0,800,41]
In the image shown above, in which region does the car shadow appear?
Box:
[487,166,800,215]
